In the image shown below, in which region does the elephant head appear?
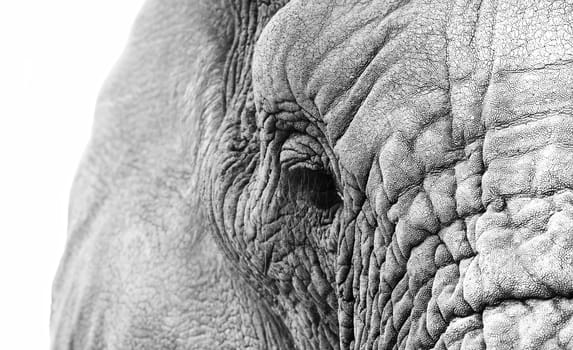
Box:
[51,0,573,349]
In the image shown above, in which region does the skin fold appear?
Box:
[51,0,573,349]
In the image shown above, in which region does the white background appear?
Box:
[0,1,145,348]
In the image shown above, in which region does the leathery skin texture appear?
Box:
[51,0,573,349]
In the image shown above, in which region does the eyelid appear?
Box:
[280,133,328,169]
[278,133,343,210]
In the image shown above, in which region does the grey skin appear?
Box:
[51,0,573,349]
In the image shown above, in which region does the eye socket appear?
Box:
[284,167,342,210]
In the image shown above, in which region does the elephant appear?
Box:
[50,0,573,348]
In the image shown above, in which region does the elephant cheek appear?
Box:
[336,154,573,349]
[336,185,453,350]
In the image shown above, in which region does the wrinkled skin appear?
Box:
[51,0,573,349]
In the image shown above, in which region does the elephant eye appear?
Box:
[284,167,342,210]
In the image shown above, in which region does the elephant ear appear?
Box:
[50,1,292,349]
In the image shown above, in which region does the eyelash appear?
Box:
[282,165,342,210]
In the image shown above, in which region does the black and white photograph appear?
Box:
[5,1,573,349]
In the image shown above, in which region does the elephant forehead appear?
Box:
[253,0,448,117]
[253,0,451,183]
[254,0,573,189]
